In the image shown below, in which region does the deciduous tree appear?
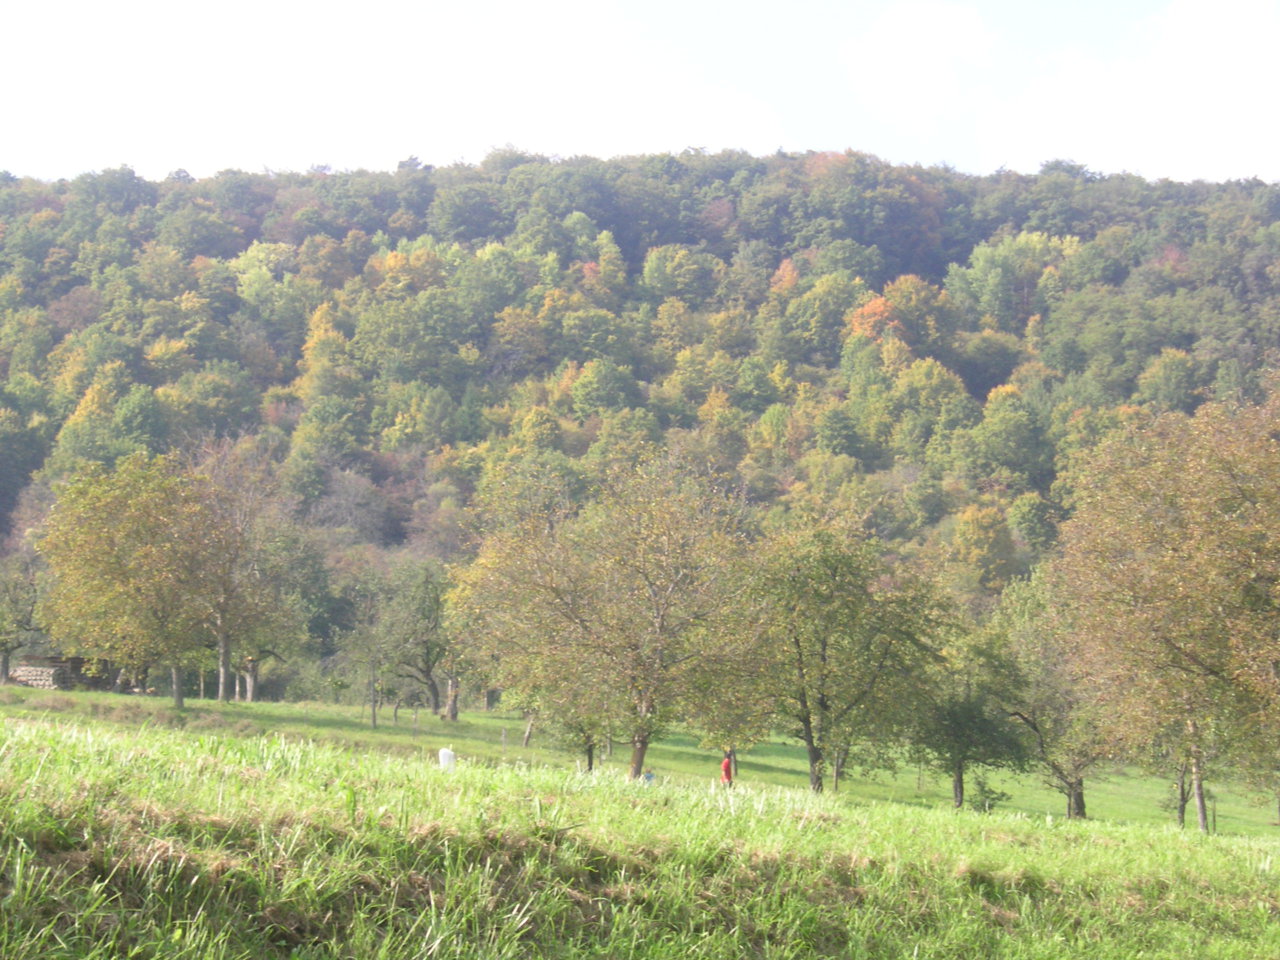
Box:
[453,461,752,777]
[1047,397,1280,830]
[188,438,304,702]
[908,630,1028,809]
[756,517,946,792]
[37,453,214,707]
[384,558,450,712]
[991,574,1106,818]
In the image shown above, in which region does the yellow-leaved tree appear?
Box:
[38,453,215,706]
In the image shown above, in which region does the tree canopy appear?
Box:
[37,454,216,706]
[453,461,752,777]
[1046,397,1280,828]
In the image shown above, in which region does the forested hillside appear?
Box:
[4,151,1280,822]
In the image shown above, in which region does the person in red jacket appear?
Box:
[720,751,733,787]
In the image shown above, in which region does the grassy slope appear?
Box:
[2,687,1273,833]
[2,689,1279,958]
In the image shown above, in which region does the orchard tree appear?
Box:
[479,633,627,771]
[453,460,753,778]
[756,517,947,792]
[384,557,450,712]
[909,633,1028,809]
[991,574,1106,819]
[329,548,393,728]
[37,453,215,707]
[188,438,302,701]
[1047,397,1280,831]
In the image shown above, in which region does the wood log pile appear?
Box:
[9,665,69,689]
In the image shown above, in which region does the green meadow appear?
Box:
[2,687,1279,958]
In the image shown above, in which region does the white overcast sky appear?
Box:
[5,0,1278,183]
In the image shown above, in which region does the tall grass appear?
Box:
[3,710,1280,958]
[2,685,1276,834]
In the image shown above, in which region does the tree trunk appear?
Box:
[628,734,649,779]
[522,715,534,748]
[217,631,232,702]
[426,677,441,712]
[1191,752,1209,833]
[393,699,401,724]
[441,676,459,721]
[0,648,9,683]
[245,660,259,702]
[585,741,594,772]
[170,665,185,709]
[1184,717,1209,832]
[1065,778,1087,819]
[804,739,825,793]
[832,746,845,793]
[952,759,966,809]
[1174,762,1190,829]
[485,688,500,711]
